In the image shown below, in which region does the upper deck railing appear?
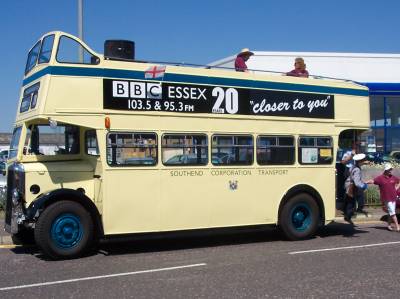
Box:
[23,31,364,88]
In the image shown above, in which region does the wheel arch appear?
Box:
[27,188,104,238]
[278,184,325,226]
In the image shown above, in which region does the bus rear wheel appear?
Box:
[34,200,94,260]
[279,193,319,240]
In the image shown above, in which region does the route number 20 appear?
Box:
[212,87,239,114]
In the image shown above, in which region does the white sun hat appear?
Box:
[238,48,254,57]
[353,153,366,161]
[384,163,393,171]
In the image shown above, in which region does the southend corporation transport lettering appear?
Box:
[170,170,204,177]
[258,169,288,175]
[211,169,252,176]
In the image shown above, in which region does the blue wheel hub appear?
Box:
[51,213,83,249]
[290,203,312,231]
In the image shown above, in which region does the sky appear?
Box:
[1,0,400,132]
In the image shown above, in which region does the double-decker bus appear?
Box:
[4,31,370,259]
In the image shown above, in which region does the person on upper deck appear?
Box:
[286,57,309,78]
[234,48,254,72]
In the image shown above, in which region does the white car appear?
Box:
[0,149,8,162]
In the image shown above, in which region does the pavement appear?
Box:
[0,207,389,246]
[0,218,12,246]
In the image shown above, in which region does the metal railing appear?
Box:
[364,185,381,206]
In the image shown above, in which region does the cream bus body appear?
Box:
[5,31,369,259]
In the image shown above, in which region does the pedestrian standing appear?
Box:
[366,163,400,231]
[344,153,369,224]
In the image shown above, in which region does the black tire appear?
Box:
[34,201,94,260]
[279,193,320,240]
[11,228,35,245]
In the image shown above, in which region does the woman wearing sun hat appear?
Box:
[367,163,400,231]
[234,48,254,72]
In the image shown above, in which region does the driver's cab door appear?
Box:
[84,130,103,208]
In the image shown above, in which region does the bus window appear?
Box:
[257,136,295,165]
[162,134,208,166]
[25,40,41,74]
[212,135,253,166]
[85,130,99,156]
[38,34,55,64]
[106,132,157,166]
[20,83,40,113]
[8,126,22,160]
[56,36,99,64]
[298,136,333,165]
[24,124,80,156]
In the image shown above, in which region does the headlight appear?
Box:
[12,188,20,206]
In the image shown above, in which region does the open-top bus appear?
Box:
[4,31,369,259]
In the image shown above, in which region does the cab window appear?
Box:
[9,127,22,160]
[24,124,80,156]
[85,130,100,156]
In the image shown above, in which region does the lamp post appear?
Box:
[78,0,84,62]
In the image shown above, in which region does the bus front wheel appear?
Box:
[279,193,319,240]
[34,200,94,260]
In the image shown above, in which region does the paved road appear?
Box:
[0,222,399,298]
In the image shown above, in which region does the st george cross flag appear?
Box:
[144,65,166,79]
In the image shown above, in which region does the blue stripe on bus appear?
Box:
[22,66,369,97]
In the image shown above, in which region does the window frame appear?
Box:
[257,135,295,165]
[56,35,100,65]
[298,136,333,165]
[211,134,254,166]
[25,40,42,75]
[9,126,22,160]
[106,131,158,167]
[38,34,55,64]
[20,82,40,113]
[23,124,81,156]
[162,133,208,166]
[85,130,100,156]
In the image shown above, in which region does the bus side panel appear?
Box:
[207,169,274,227]
[206,167,335,228]
[159,169,212,231]
[102,169,161,234]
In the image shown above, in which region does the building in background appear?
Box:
[211,52,400,154]
[0,133,11,152]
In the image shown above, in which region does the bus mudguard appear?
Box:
[279,184,325,224]
[26,188,104,237]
